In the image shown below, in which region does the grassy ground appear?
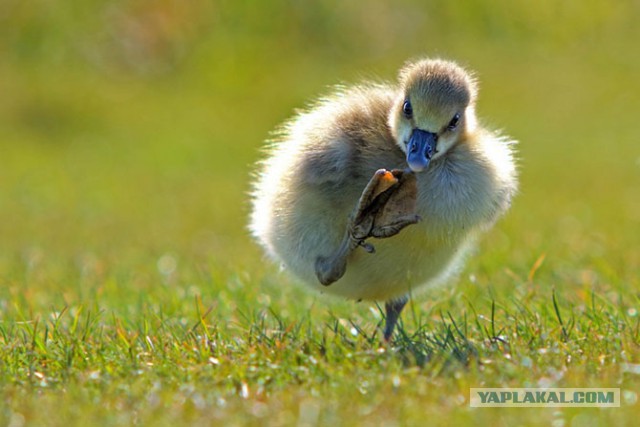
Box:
[1,1,639,425]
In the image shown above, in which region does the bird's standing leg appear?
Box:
[383,295,408,341]
[315,169,419,286]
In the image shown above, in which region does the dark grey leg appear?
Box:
[383,296,408,341]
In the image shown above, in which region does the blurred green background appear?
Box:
[1,0,638,306]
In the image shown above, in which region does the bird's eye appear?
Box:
[402,100,413,119]
[447,113,461,131]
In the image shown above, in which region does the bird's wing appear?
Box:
[298,136,356,188]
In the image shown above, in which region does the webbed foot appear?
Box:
[315,168,419,286]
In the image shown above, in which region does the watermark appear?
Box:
[470,388,620,407]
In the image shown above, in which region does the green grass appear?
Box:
[1,1,640,425]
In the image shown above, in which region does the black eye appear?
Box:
[402,100,413,119]
[447,113,461,131]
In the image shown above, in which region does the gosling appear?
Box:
[250,58,517,341]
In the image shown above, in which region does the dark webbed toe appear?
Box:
[352,168,419,243]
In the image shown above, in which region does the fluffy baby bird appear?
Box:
[250,58,517,340]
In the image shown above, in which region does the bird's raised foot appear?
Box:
[350,168,420,245]
[314,168,419,287]
[349,169,400,240]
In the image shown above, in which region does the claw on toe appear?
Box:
[371,169,399,199]
[359,241,376,253]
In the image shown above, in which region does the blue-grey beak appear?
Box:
[406,129,437,172]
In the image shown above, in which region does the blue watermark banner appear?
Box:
[470,388,620,407]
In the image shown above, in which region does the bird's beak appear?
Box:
[406,129,437,172]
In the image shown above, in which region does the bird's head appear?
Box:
[389,59,478,172]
